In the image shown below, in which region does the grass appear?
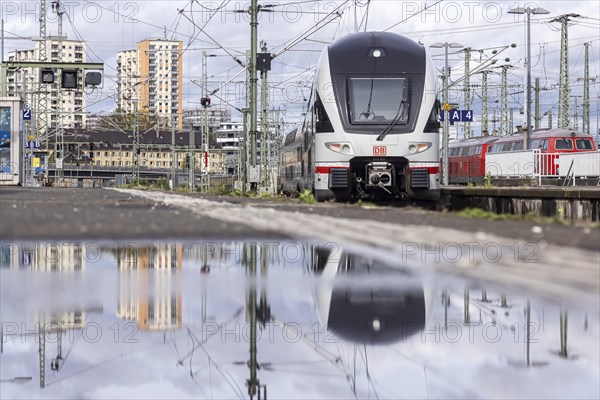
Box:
[454,207,577,225]
[298,189,317,204]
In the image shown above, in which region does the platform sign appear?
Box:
[440,109,474,122]
[440,109,461,122]
[461,110,474,122]
[22,108,32,120]
[24,141,41,149]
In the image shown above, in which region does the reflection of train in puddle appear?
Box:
[310,247,434,345]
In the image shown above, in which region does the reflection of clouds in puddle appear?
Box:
[1,240,598,399]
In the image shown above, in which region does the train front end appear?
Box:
[313,32,440,202]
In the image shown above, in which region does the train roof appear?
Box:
[449,136,499,147]
[489,128,594,143]
[327,32,425,75]
[450,129,594,147]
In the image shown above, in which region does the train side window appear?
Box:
[554,138,573,150]
[513,142,523,151]
[467,146,475,156]
[575,138,593,150]
[502,143,513,151]
[315,93,334,133]
[475,146,482,155]
[460,147,469,156]
[531,139,540,149]
[284,130,296,146]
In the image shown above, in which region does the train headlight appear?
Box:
[408,142,431,154]
[326,142,355,156]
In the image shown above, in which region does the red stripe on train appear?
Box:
[315,166,349,174]
[410,167,439,174]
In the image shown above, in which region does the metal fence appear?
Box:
[486,150,600,185]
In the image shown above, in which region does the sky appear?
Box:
[1,0,599,136]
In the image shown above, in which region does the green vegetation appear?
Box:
[357,200,378,209]
[455,207,514,221]
[484,172,493,187]
[454,207,580,225]
[298,189,317,204]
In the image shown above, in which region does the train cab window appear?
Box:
[541,140,548,150]
[314,93,334,133]
[531,139,540,149]
[349,78,407,124]
[475,146,482,155]
[575,138,594,150]
[554,138,573,150]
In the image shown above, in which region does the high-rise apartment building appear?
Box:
[6,37,87,131]
[117,38,183,129]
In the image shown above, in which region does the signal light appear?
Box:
[61,70,78,89]
[41,68,55,84]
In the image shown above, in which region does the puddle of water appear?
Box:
[1,240,598,399]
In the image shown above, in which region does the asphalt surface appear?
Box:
[1,186,598,251]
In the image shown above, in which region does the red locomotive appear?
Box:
[447,129,598,184]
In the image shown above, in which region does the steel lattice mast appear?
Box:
[582,42,592,135]
[500,65,510,135]
[481,71,489,133]
[552,14,580,128]
[38,0,49,147]
[463,48,471,138]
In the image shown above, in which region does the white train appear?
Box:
[280,32,441,201]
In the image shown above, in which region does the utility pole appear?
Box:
[463,48,472,138]
[548,110,553,129]
[189,122,195,191]
[38,0,49,147]
[481,71,489,134]
[248,0,259,193]
[53,0,65,182]
[132,102,140,183]
[260,41,270,190]
[534,77,540,130]
[572,96,580,130]
[552,14,580,128]
[201,51,210,193]
[171,115,176,190]
[499,64,512,135]
[578,42,594,135]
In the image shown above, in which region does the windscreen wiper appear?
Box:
[376,100,407,141]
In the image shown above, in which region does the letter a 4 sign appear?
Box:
[440,109,474,122]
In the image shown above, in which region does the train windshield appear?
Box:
[350,78,407,124]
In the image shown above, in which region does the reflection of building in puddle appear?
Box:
[116,244,183,331]
[312,249,430,345]
[0,242,86,271]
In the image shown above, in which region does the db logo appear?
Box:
[373,146,387,156]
